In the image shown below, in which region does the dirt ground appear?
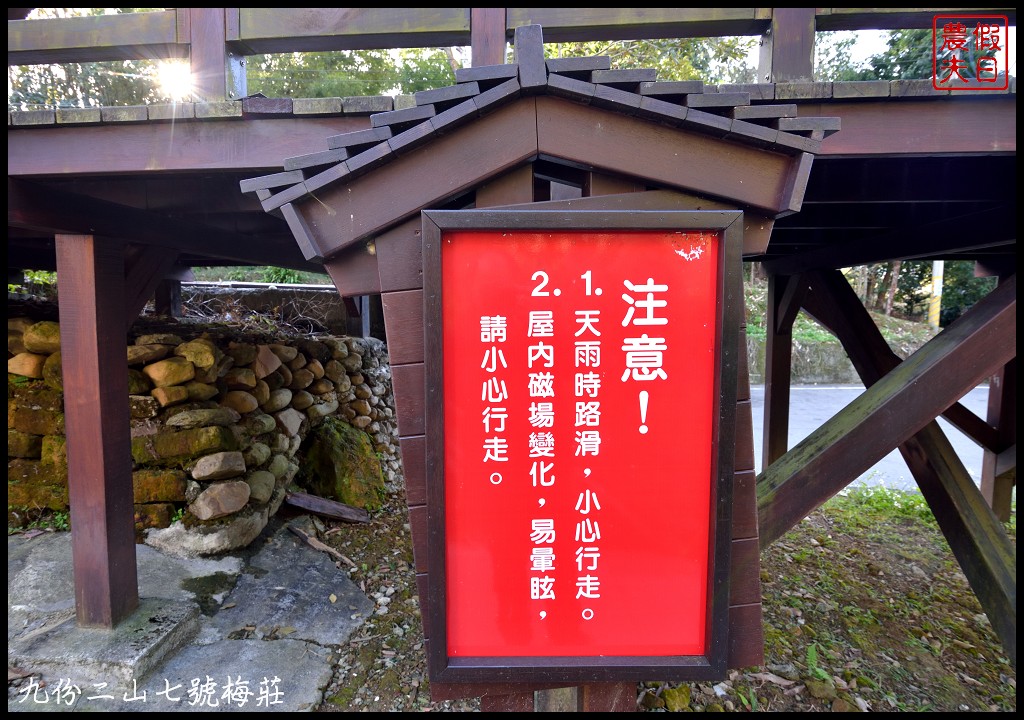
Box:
[311,485,1016,713]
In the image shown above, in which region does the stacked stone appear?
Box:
[8,316,402,554]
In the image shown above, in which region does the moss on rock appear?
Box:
[299,417,385,511]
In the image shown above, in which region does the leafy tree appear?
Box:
[938,260,997,327]
[9,8,169,109]
[861,29,934,80]
[246,48,456,98]
[546,37,757,84]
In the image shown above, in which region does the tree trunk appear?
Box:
[884,260,902,316]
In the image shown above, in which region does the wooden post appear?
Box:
[762,273,807,469]
[55,234,139,628]
[471,7,507,66]
[758,7,815,83]
[980,356,1016,521]
[187,7,236,102]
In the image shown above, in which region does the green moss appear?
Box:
[132,425,238,466]
[299,417,385,511]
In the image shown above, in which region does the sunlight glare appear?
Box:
[156,60,193,102]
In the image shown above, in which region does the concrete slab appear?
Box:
[8,518,372,713]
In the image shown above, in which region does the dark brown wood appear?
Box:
[375,218,425,293]
[233,8,471,53]
[729,538,761,606]
[391,363,426,437]
[981,357,1016,521]
[408,503,428,573]
[759,273,1017,547]
[123,244,179,329]
[535,96,797,216]
[762,273,807,467]
[55,234,139,628]
[8,9,184,64]
[758,7,814,83]
[505,8,770,41]
[476,165,535,208]
[728,602,765,669]
[295,100,539,258]
[8,178,312,271]
[471,7,507,67]
[381,290,425,365]
[187,8,230,102]
[154,278,182,318]
[579,683,637,712]
[9,115,369,176]
[731,471,758,540]
[323,240,381,296]
[284,491,371,523]
[481,692,537,712]
[399,435,427,506]
[514,24,547,93]
[816,8,1017,31]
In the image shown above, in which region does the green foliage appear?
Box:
[939,261,997,327]
[545,36,757,84]
[9,9,173,110]
[840,485,938,528]
[23,510,71,532]
[247,48,455,98]
[862,29,935,81]
[259,266,306,285]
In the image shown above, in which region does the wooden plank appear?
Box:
[391,363,426,437]
[981,356,1016,521]
[381,290,425,365]
[729,537,761,606]
[811,97,1017,156]
[815,8,1017,31]
[123,244,179,329]
[506,8,769,41]
[284,491,370,523]
[296,101,539,258]
[762,273,807,467]
[399,435,427,506]
[8,9,184,64]
[8,177,313,271]
[728,602,765,668]
[476,165,535,208]
[579,683,637,712]
[471,7,508,66]
[731,470,758,540]
[235,8,471,53]
[8,116,370,176]
[514,24,547,93]
[55,234,139,628]
[481,692,537,712]
[408,502,428,573]
[734,398,755,474]
[375,218,425,293]
[535,96,797,217]
[759,273,1017,546]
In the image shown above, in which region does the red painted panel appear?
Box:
[440,229,721,657]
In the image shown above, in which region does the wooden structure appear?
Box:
[7,7,1016,709]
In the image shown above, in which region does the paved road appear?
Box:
[749,384,991,492]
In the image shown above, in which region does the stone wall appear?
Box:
[8,313,401,556]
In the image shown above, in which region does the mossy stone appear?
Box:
[299,417,384,511]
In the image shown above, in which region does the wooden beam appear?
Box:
[8,116,369,176]
[8,178,313,271]
[55,234,139,628]
[506,8,770,41]
[762,273,807,468]
[758,273,1016,546]
[123,244,179,329]
[813,98,1017,157]
[816,8,1017,31]
[234,7,471,53]
[471,7,507,66]
[791,269,1017,667]
[982,356,1016,521]
[7,10,185,64]
[764,205,1016,275]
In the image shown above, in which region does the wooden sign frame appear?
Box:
[423,209,742,684]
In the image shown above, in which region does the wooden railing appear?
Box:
[8,8,1017,102]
